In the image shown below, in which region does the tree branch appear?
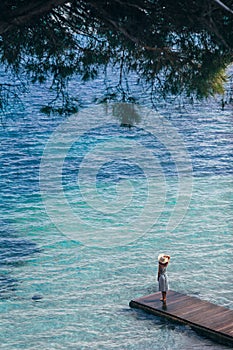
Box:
[212,0,233,15]
[0,0,71,35]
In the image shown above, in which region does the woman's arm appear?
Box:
[157,264,161,281]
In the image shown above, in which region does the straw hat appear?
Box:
[158,253,169,264]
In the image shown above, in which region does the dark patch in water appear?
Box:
[31,294,43,301]
[0,237,40,266]
[0,220,40,299]
[0,275,18,299]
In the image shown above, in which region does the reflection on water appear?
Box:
[112,103,142,127]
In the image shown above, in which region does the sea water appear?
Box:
[0,76,232,349]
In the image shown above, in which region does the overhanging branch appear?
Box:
[212,0,233,15]
[0,0,71,35]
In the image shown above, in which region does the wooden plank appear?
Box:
[217,323,233,334]
[187,307,230,323]
[166,300,209,314]
[129,290,233,347]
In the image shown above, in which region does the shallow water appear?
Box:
[0,75,232,349]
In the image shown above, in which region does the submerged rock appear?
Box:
[31,294,43,301]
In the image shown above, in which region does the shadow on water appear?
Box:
[0,219,40,300]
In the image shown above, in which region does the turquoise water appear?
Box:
[0,79,233,349]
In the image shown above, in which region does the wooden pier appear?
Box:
[129,290,233,347]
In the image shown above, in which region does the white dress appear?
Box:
[158,265,169,292]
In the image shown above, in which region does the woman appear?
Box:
[157,253,170,303]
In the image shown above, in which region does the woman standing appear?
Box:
[157,254,170,303]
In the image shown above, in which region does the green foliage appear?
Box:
[0,0,232,114]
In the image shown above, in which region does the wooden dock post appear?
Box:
[129,290,233,347]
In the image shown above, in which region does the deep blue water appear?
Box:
[0,70,232,349]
